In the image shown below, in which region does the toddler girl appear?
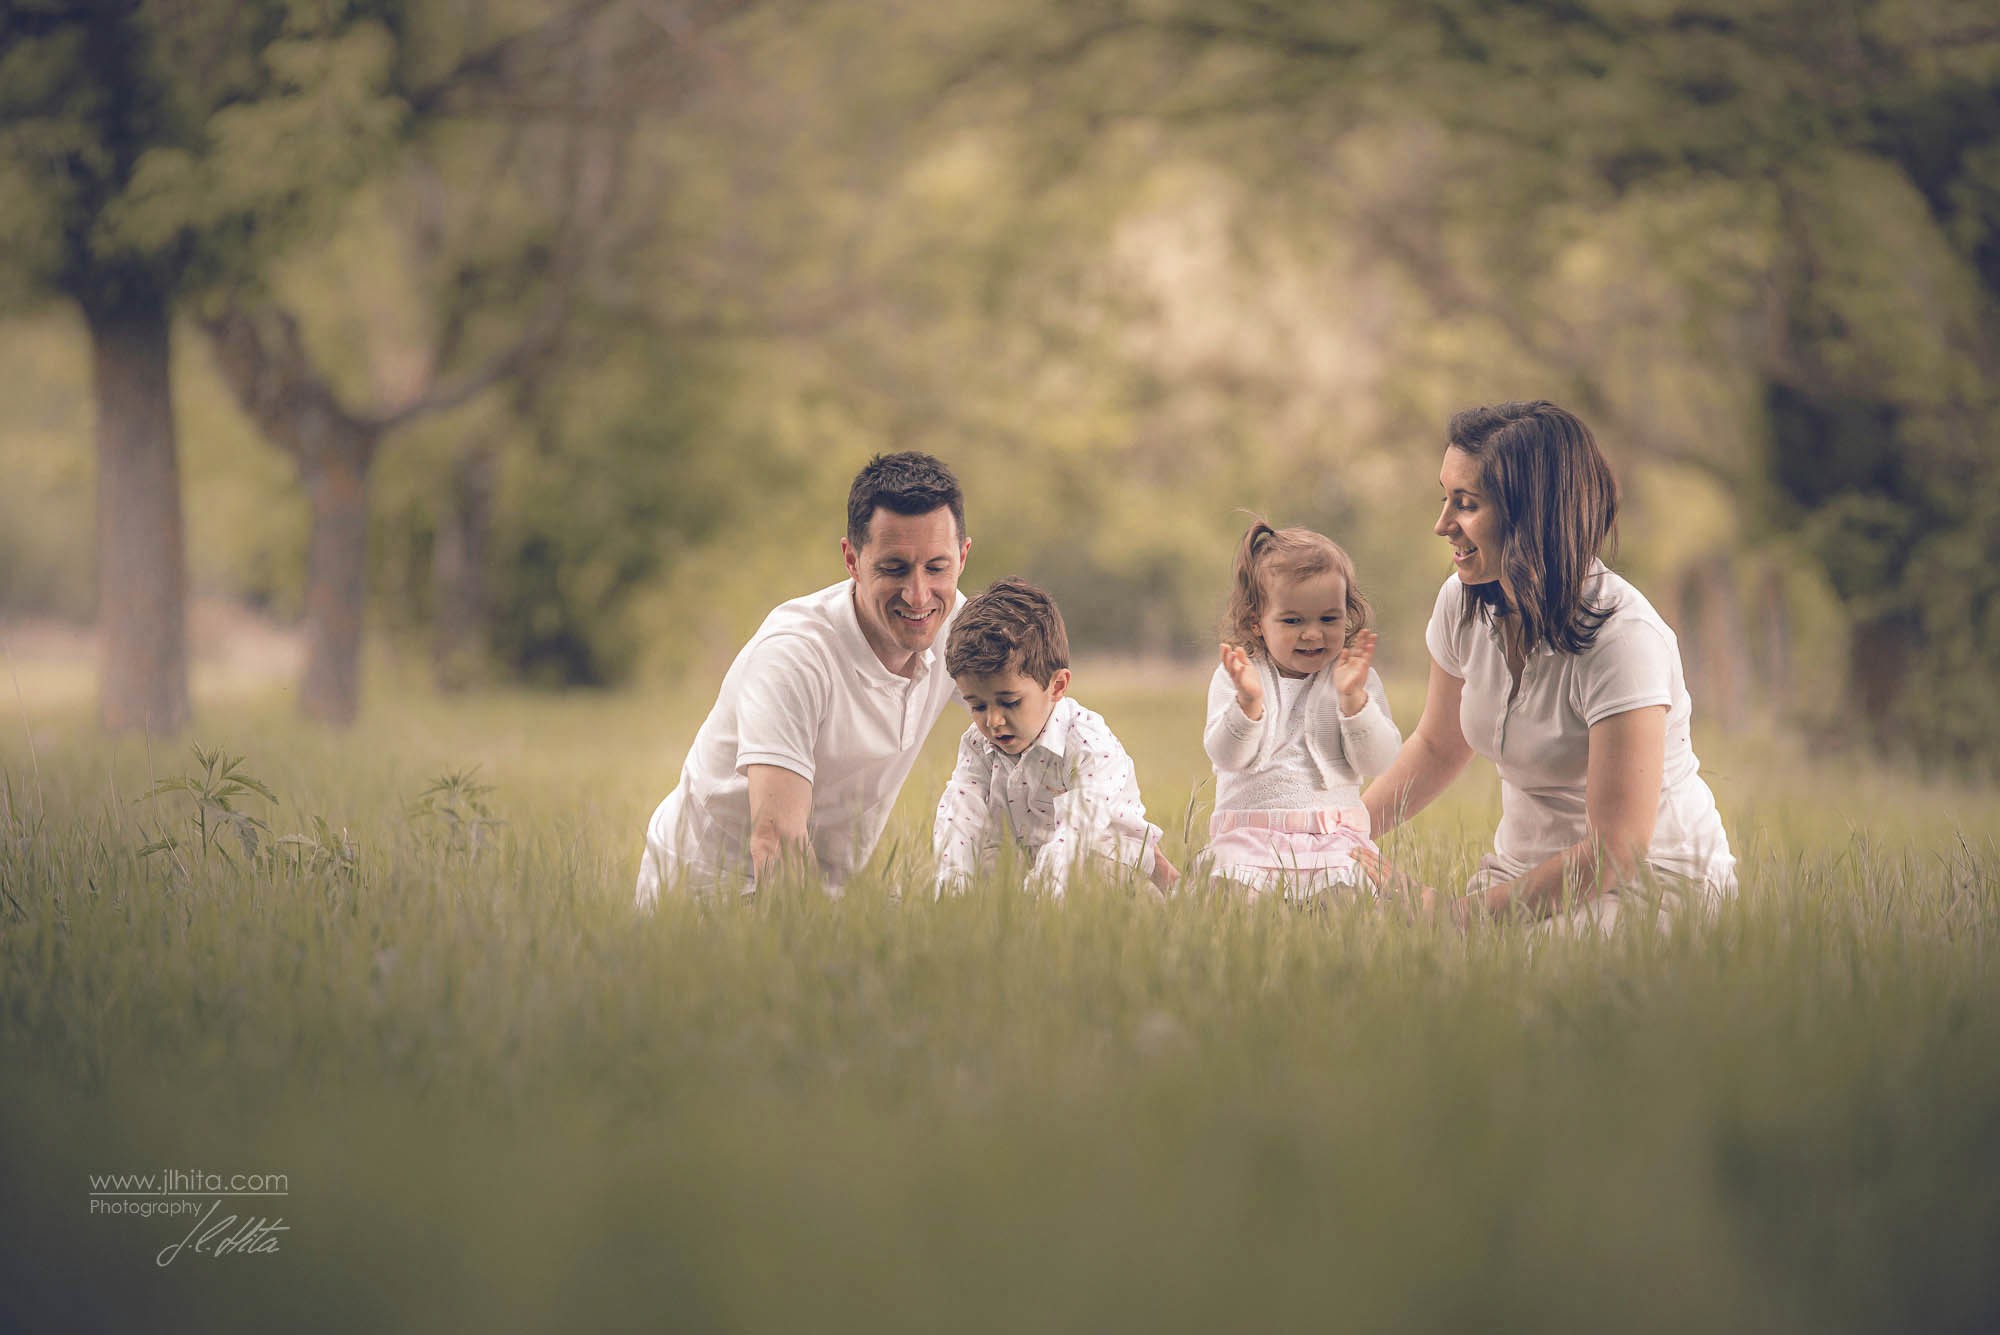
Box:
[1203,523,1400,900]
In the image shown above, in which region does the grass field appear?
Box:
[3,661,1998,1333]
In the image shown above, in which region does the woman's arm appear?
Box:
[1361,657,1473,838]
[1470,704,1666,920]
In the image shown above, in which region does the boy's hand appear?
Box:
[1220,643,1263,720]
[1334,629,1377,716]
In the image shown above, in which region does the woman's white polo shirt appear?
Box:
[1423,564,1736,897]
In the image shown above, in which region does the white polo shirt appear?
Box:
[636,579,963,901]
[1423,565,1736,895]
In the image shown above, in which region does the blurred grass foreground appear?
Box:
[3,671,1998,1333]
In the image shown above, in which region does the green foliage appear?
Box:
[272,811,361,880]
[100,23,404,262]
[0,1,408,301]
[0,313,95,617]
[2,0,1997,764]
[1891,484,2000,769]
[405,766,502,859]
[136,744,279,872]
[950,0,2000,759]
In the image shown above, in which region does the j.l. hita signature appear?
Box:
[156,1199,289,1266]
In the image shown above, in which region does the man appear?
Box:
[635,452,970,903]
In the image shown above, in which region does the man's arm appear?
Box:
[746,764,814,886]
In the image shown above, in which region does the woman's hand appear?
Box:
[1219,643,1263,720]
[1334,629,1377,716]
[1355,845,1424,902]
[1356,846,1479,929]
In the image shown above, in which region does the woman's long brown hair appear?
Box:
[1448,401,1619,655]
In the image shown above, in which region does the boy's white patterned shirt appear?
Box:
[932,696,1162,898]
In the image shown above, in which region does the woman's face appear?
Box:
[1436,447,1502,585]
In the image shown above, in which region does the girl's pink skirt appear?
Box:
[1204,807,1375,900]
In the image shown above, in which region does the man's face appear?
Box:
[956,667,1070,756]
[843,506,968,668]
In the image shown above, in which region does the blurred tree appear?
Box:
[197,0,746,722]
[0,0,403,731]
[197,115,624,722]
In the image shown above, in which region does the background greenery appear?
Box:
[4,0,1998,763]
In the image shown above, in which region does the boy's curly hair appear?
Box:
[946,577,1070,686]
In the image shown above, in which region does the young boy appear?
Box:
[932,578,1178,898]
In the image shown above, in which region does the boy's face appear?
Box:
[842,505,969,669]
[1257,568,1348,679]
[956,666,1071,756]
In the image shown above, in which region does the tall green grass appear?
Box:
[2,669,1997,1333]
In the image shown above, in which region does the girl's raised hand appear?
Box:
[1219,642,1263,720]
[1334,628,1377,716]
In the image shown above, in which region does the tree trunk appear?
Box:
[1848,615,1912,747]
[199,305,387,728]
[83,282,191,734]
[1695,554,1748,730]
[1675,556,1751,730]
[1756,564,1790,721]
[431,443,498,692]
[300,447,376,726]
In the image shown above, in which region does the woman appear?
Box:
[1362,401,1736,931]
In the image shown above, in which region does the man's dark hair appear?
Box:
[846,452,966,549]
[946,577,1070,686]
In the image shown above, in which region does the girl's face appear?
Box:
[1436,447,1503,586]
[1256,568,1348,678]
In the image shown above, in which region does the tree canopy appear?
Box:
[3,0,1997,766]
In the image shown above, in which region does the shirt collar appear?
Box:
[1025,696,1079,762]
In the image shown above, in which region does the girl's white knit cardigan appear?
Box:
[1202,653,1401,795]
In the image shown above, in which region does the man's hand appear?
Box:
[1220,643,1263,721]
[1334,628,1377,717]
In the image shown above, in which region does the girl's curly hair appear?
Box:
[1222,521,1371,655]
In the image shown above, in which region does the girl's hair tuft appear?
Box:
[1222,519,1371,656]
